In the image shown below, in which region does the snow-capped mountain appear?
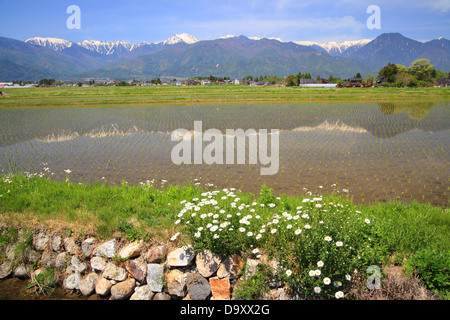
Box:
[26,34,370,58]
[25,33,199,57]
[77,40,133,55]
[4,33,449,81]
[295,39,372,57]
[162,33,199,45]
[25,37,74,51]
[215,35,371,56]
[218,34,236,39]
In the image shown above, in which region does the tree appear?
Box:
[285,74,297,86]
[378,62,398,83]
[38,78,56,86]
[408,59,436,81]
[355,73,362,78]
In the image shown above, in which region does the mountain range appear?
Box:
[0,32,448,81]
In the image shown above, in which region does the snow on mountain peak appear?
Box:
[77,40,134,55]
[24,34,373,57]
[218,34,236,39]
[320,39,372,53]
[294,39,372,54]
[25,37,74,51]
[163,33,199,45]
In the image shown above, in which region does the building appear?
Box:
[337,78,369,87]
[436,77,450,87]
[298,78,315,86]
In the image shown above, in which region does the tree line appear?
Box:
[378,59,448,87]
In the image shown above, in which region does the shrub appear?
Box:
[265,198,375,299]
[406,249,450,295]
[174,186,377,299]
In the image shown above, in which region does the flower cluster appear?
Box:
[172,186,374,299]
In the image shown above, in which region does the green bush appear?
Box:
[406,249,450,294]
[265,198,375,299]
[174,186,377,299]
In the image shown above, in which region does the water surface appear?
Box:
[1,101,448,206]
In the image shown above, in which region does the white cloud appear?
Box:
[430,0,450,12]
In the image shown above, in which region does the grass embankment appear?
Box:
[1,86,449,108]
[1,174,449,299]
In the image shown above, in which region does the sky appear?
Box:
[0,0,449,44]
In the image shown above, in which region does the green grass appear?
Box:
[1,173,449,298]
[1,86,449,108]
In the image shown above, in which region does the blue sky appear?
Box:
[0,0,449,43]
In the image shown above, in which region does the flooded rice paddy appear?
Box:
[0,101,449,207]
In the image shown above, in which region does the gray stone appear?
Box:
[111,278,135,300]
[186,273,211,300]
[166,269,186,297]
[51,235,62,251]
[55,252,70,270]
[130,285,155,300]
[25,248,41,264]
[13,263,30,278]
[0,261,13,279]
[81,237,97,257]
[79,273,99,296]
[91,256,107,271]
[103,263,127,282]
[196,250,223,278]
[217,255,243,280]
[63,237,80,255]
[64,272,81,290]
[33,231,49,251]
[118,241,144,259]
[93,239,117,258]
[41,251,57,268]
[95,277,112,296]
[147,263,164,293]
[245,259,260,279]
[71,255,88,273]
[167,246,195,267]
[5,244,18,261]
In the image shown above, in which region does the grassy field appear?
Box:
[1,85,449,108]
[0,174,449,299]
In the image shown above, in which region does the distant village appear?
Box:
[1,61,450,89]
[0,75,350,88]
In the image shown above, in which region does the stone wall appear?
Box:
[0,228,288,300]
